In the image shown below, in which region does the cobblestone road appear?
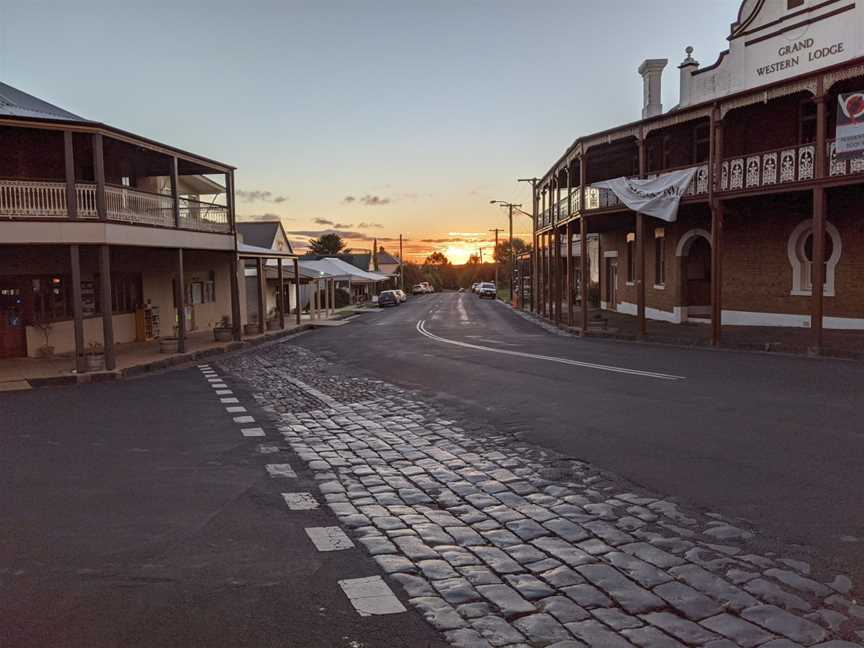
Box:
[221,342,864,648]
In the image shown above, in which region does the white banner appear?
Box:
[836,92,864,156]
[593,167,698,222]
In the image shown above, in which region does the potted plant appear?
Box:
[213,315,233,341]
[85,341,105,371]
[244,316,262,335]
[30,314,54,358]
[159,335,180,353]
[266,307,281,330]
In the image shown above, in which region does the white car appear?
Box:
[394,289,407,302]
[477,282,496,299]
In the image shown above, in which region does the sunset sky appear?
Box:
[3,0,738,264]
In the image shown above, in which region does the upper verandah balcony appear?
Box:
[0,82,234,235]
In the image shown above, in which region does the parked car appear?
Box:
[477,282,496,299]
[471,282,479,293]
[412,283,426,295]
[394,289,407,302]
[378,290,400,307]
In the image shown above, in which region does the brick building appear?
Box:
[528,0,864,352]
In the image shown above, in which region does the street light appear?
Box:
[490,200,522,302]
[517,177,540,312]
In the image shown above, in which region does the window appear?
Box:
[788,0,804,9]
[787,219,841,296]
[31,277,72,322]
[626,232,636,283]
[799,100,817,144]
[654,229,666,286]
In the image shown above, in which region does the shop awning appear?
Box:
[237,242,296,259]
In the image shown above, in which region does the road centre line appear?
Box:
[415,320,685,381]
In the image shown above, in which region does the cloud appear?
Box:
[360,195,390,206]
[314,217,354,228]
[238,213,293,222]
[357,222,384,229]
[236,189,288,203]
[286,228,400,242]
[342,194,392,206]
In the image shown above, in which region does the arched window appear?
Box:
[787,219,841,296]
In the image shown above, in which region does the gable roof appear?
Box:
[303,252,372,271]
[376,249,400,265]
[0,82,88,122]
[236,221,293,252]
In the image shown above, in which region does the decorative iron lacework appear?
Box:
[823,64,864,91]
[720,79,818,119]
[643,107,713,137]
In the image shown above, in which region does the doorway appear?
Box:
[605,257,618,309]
[682,235,712,321]
[0,279,27,358]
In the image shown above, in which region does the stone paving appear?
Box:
[221,343,864,648]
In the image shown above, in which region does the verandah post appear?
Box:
[812,80,827,353]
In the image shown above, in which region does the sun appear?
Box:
[444,245,472,265]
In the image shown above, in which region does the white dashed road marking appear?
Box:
[339,576,406,616]
[220,397,239,404]
[215,389,233,395]
[234,415,255,423]
[225,406,247,413]
[283,492,319,510]
[240,427,265,438]
[266,463,297,478]
[258,444,280,454]
[305,526,354,551]
[416,319,686,381]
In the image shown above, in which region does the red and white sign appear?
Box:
[836,92,864,156]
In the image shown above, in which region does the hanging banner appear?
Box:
[592,168,697,222]
[836,91,864,156]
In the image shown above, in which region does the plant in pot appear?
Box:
[85,341,105,371]
[266,307,281,330]
[30,313,55,358]
[244,316,261,335]
[159,325,180,353]
[213,315,233,341]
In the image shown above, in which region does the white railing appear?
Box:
[721,143,815,192]
[0,180,77,218]
[0,179,233,234]
[178,197,230,233]
[827,139,864,177]
[105,185,175,227]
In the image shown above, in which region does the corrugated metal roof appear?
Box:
[0,82,88,122]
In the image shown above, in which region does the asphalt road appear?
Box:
[0,365,447,648]
[298,291,864,584]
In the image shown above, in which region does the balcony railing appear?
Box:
[0,179,231,233]
[178,197,230,232]
[536,164,710,229]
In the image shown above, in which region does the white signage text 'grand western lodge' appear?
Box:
[756,39,846,78]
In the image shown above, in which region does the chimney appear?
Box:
[638,58,668,118]
[678,46,700,108]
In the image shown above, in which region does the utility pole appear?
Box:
[517,178,539,312]
[490,201,522,303]
[399,234,404,290]
[489,227,503,290]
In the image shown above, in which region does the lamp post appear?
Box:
[490,200,525,303]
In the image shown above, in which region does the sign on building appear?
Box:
[836,92,864,157]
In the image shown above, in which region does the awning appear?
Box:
[237,242,296,259]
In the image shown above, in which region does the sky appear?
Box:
[1,0,740,264]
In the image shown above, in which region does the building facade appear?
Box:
[530,0,864,352]
[0,82,295,371]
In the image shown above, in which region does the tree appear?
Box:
[466,254,481,265]
[424,251,450,266]
[493,237,529,265]
[308,233,350,255]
